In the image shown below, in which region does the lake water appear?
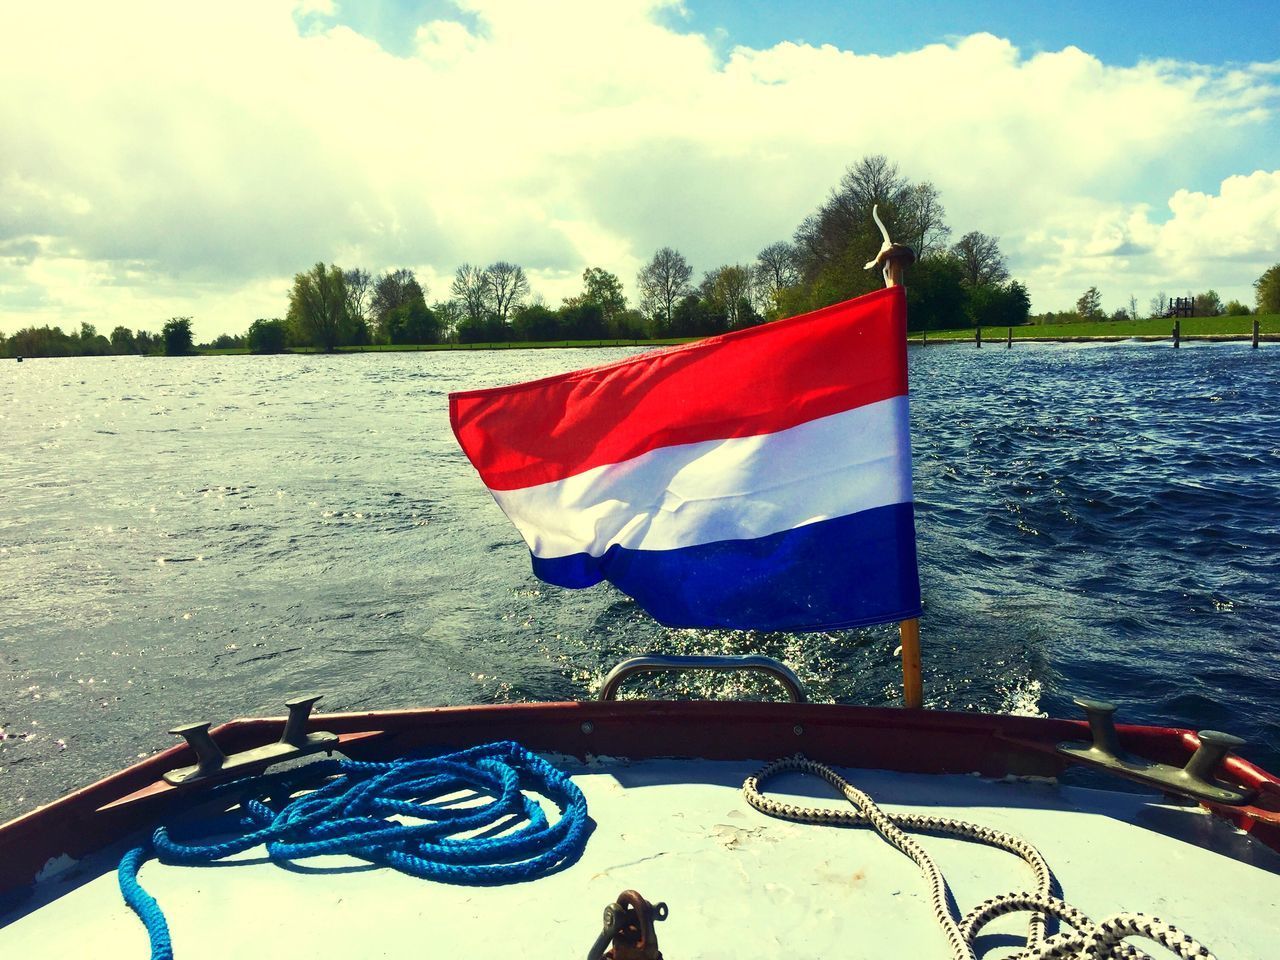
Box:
[2,342,1278,820]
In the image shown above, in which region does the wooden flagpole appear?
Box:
[865,206,923,708]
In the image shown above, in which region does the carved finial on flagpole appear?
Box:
[864,204,917,289]
[863,205,924,708]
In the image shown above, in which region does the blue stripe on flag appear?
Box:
[529,502,921,631]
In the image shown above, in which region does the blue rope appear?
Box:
[118,741,590,959]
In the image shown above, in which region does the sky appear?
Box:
[2,0,1278,340]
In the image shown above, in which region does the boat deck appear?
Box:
[3,757,1278,958]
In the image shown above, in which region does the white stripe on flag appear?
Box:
[490,395,912,560]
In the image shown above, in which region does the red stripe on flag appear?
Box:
[450,286,907,490]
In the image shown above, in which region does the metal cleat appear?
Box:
[163,694,339,786]
[1180,730,1251,800]
[168,722,226,778]
[1071,697,1125,760]
[281,694,324,747]
[1057,697,1255,806]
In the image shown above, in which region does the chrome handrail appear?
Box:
[597,655,807,703]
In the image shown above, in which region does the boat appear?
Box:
[1,664,1278,958]
[3,217,1276,958]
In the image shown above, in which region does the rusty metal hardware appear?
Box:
[598,654,806,702]
[163,694,338,786]
[586,889,668,960]
[1056,696,1255,805]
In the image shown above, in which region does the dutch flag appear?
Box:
[449,286,921,632]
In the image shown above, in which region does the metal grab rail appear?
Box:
[597,655,807,703]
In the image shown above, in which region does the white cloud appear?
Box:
[1019,170,1280,311]
[1,0,1277,337]
[1161,170,1280,263]
[293,0,336,14]
[415,20,481,64]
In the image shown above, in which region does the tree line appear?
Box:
[274,222,1275,349]
[275,155,1032,351]
[267,260,652,353]
[5,156,1280,358]
[1,318,195,359]
[1033,286,1258,326]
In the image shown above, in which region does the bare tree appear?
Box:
[637,247,694,331]
[1148,290,1168,318]
[950,231,1009,286]
[840,154,911,213]
[343,268,374,327]
[485,261,529,321]
[902,182,951,259]
[1128,294,1138,321]
[754,242,800,310]
[452,263,490,322]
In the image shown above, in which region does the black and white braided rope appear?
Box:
[743,756,1217,960]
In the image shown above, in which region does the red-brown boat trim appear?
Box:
[2,701,1277,898]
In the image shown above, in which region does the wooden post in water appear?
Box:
[1007,327,1012,349]
[1173,318,1181,348]
[864,206,924,709]
[976,326,982,348]
[1254,318,1261,349]
[922,329,927,347]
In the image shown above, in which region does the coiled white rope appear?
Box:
[743,756,1217,960]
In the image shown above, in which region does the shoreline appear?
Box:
[911,332,1279,346]
[7,331,1276,361]
[242,331,1280,353]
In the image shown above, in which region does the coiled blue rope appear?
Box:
[118,740,590,959]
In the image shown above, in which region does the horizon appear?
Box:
[3,1,1278,341]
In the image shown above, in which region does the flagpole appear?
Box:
[865,206,923,708]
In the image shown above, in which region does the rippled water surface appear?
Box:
[2,343,1279,819]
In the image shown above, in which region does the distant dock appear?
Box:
[911,318,1272,348]
[909,333,1277,345]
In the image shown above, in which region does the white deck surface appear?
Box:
[3,758,1278,959]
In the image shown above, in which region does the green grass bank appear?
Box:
[923,314,1279,341]
[198,337,699,356]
